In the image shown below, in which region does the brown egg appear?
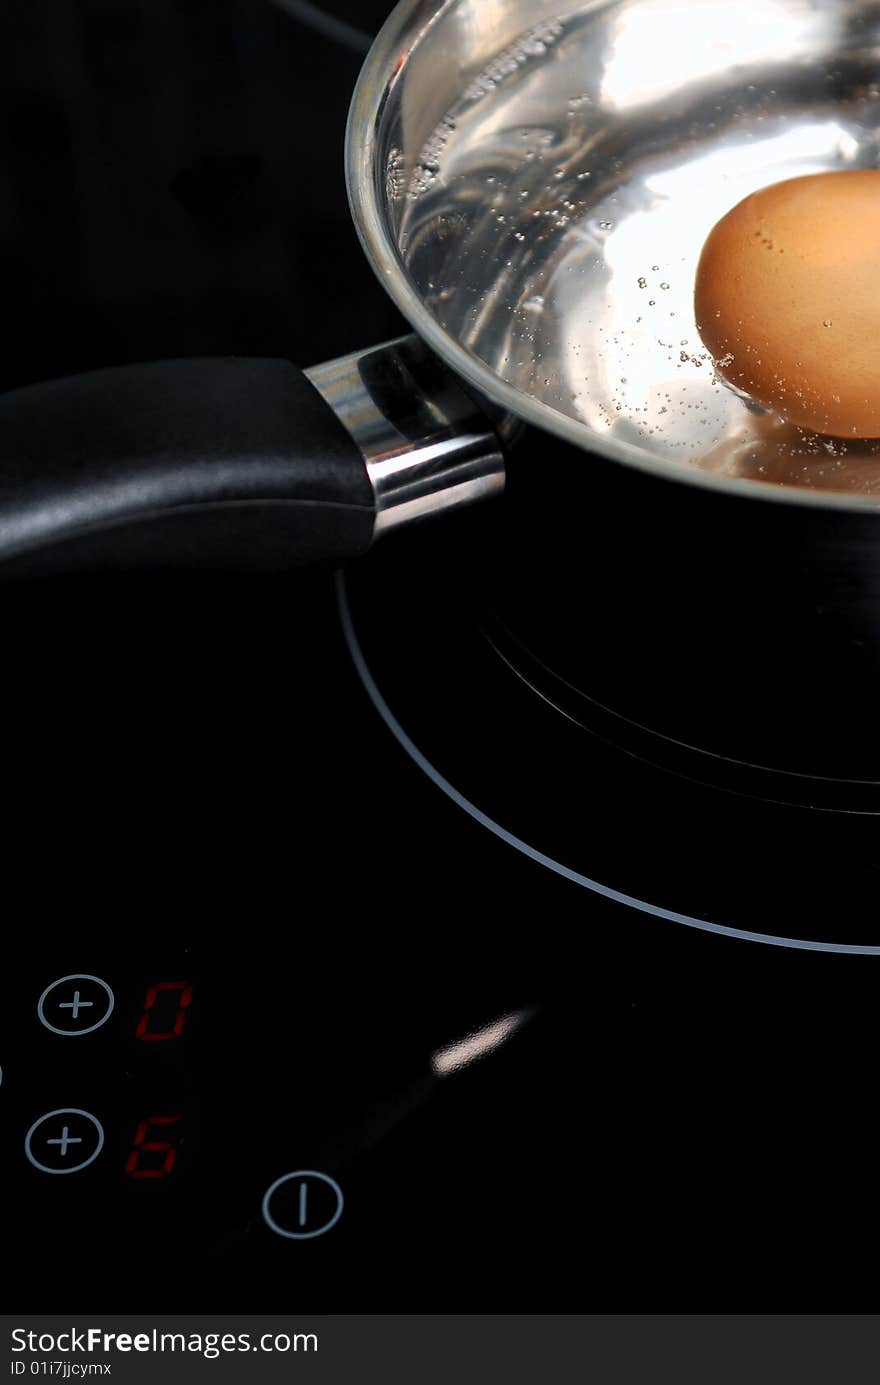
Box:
[694,170,880,438]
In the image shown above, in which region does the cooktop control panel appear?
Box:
[0,940,559,1305]
[2,950,205,1287]
[24,971,195,1177]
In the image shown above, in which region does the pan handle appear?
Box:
[0,338,504,577]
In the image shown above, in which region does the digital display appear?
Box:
[125,1114,183,1180]
[135,981,193,1042]
[127,978,194,1183]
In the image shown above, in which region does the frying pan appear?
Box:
[2,0,880,791]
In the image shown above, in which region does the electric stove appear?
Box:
[1,0,878,1311]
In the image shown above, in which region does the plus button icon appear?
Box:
[58,990,93,1020]
[38,974,115,1036]
[25,1108,105,1174]
[46,1125,83,1158]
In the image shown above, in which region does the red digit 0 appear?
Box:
[135,981,193,1041]
[125,1115,181,1180]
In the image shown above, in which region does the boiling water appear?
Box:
[396,4,880,495]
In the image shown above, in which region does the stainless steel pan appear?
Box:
[1,0,879,789]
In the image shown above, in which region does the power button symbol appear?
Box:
[262,1171,344,1240]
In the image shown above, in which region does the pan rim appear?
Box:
[345,0,880,516]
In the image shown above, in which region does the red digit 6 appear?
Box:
[125,1115,181,1179]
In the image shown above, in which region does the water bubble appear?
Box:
[660,282,670,290]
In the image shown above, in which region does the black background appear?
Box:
[0,0,403,387]
[1,0,879,1312]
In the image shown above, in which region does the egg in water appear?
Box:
[694,170,880,439]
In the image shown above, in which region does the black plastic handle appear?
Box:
[0,357,375,576]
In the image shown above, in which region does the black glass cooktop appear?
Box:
[2,0,878,1312]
